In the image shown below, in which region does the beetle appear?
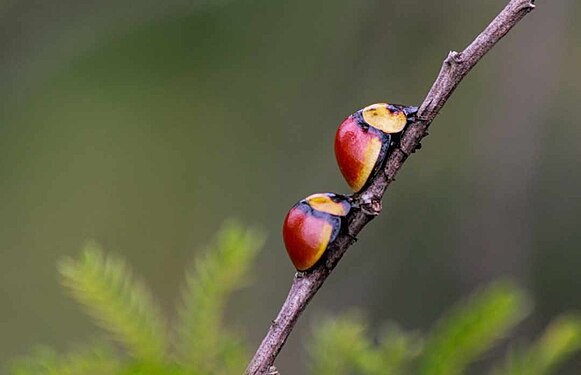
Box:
[334,103,417,192]
[283,193,351,271]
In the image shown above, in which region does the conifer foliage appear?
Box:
[11,221,264,375]
[9,222,581,375]
[308,282,581,375]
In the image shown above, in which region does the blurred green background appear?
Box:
[1,0,580,373]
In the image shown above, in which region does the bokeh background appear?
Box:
[1,0,580,373]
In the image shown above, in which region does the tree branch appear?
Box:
[245,1,536,374]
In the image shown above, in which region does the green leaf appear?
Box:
[490,314,581,375]
[176,220,265,374]
[59,243,168,363]
[418,281,529,375]
[9,343,121,375]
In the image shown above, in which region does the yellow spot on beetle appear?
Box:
[362,103,407,134]
[306,194,350,216]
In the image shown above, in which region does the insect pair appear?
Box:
[283,103,417,271]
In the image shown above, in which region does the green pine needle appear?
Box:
[490,314,581,375]
[308,313,373,375]
[418,281,530,375]
[58,243,168,363]
[9,344,121,375]
[375,324,423,375]
[176,220,265,373]
[308,313,421,375]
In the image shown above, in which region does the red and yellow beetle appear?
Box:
[335,103,417,192]
[283,193,351,271]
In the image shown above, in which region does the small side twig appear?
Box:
[245,1,536,374]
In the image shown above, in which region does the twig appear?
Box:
[245,1,536,374]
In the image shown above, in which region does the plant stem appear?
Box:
[245,1,536,373]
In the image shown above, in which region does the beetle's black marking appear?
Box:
[387,103,418,118]
[402,105,419,117]
[328,193,353,208]
[353,111,367,128]
[328,215,343,244]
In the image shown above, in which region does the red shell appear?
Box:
[334,116,388,192]
[282,194,350,271]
